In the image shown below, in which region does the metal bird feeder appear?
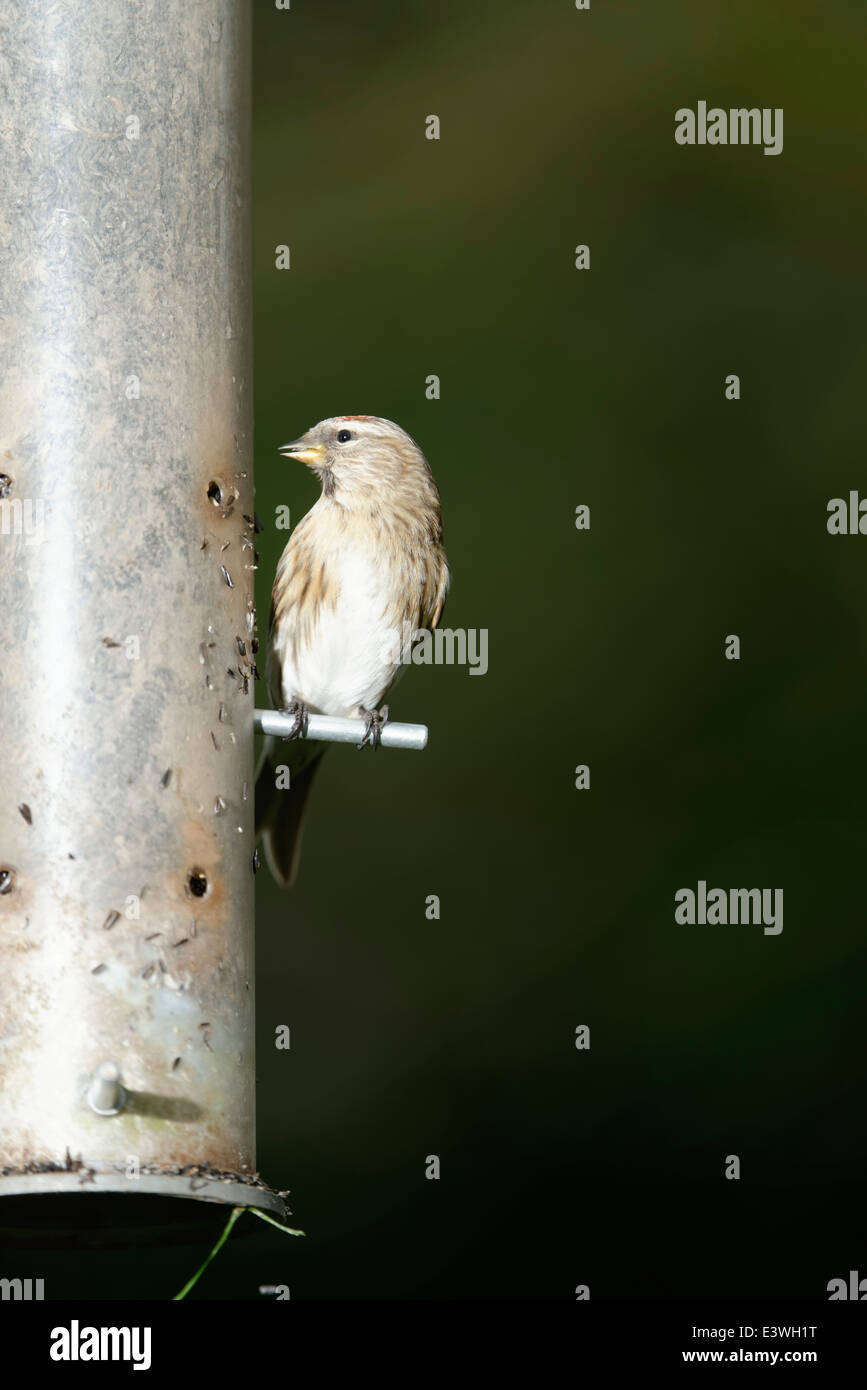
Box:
[0,0,286,1244]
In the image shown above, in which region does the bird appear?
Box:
[256,415,449,887]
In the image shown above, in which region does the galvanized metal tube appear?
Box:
[0,0,283,1224]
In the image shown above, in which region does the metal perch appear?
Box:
[255,708,429,751]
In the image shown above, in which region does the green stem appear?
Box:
[173,1205,245,1300]
[173,1203,305,1300]
[247,1207,305,1237]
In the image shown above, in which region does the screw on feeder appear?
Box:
[87,1062,126,1117]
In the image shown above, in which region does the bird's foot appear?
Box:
[279,699,309,741]
[357,704,389,750]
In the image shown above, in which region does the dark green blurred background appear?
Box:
[25,0,867,1298]
[250,0,867,1299]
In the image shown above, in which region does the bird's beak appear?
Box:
[279,438,327,466]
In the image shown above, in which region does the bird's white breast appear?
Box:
[273,541,401,718]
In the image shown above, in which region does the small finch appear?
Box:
[256,415,449,887]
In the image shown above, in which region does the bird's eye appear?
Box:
[337,429,352,444]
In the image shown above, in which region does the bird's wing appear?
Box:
[419,545,449,631]
[268,515,339,695]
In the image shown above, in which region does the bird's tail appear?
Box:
[255,736,325,889]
